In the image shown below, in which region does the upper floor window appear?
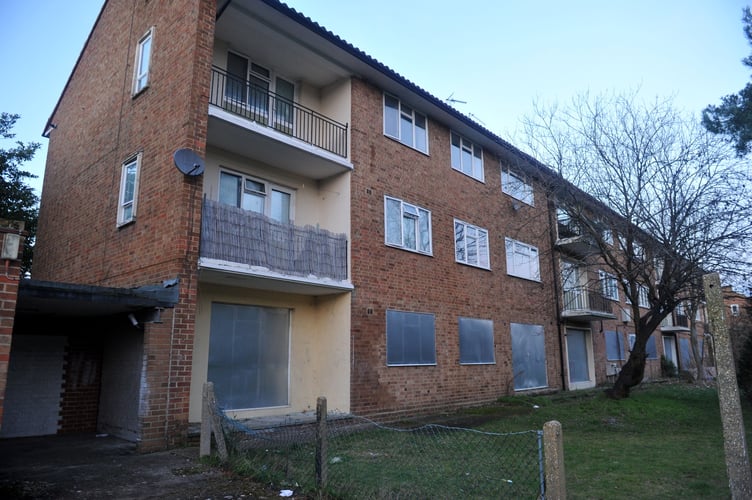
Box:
[505,238,540,281]
[623,281,650,308]
[385,196,432,255]
[599,270,619,301]
[225,52,295,129]
[454,220,490,269]
[118,153,141,226]
[133,28,153,94]
[731,304,741,317]
[502,167,534,206]
[450,132,483,181]
[384,94,428,153]
[219,170,294,224]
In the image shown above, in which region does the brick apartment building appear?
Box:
[0,0,712,449]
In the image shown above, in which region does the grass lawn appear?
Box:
[469,381,750,499]
[226,382,751,499]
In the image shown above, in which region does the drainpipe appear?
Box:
[546,197,568,390]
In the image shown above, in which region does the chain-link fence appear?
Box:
[217,400,546,498]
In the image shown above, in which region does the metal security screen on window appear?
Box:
[386,310,436,366]
[605,330,625,360]
[511,323,547,390]
[459,317,495,364]
[208,303,290,410]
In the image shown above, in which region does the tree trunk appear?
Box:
[606,349,647,399]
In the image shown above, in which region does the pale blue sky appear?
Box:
[1,1,749,196]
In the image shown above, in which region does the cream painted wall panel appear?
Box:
[188,283,350,422]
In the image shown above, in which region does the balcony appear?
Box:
[561,286,616,321]
[661,313,690,332]
[207,67,352,180]
[198,199,351,295]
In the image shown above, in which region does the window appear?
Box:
[117,154,141,226]
[599,271,619,301]
[225,53,295,128]
[646,335,658,359]
[602,229,614,245]
[628,333,636,351]
[502,167,534,206]
[208,303,290,410]
[505,238,540,281]
[624,282,650,308]
[385,196,432,255]
[731,304,741,317]
[450,132,483,181]
[458,318,495,364]
[133,28,153,94]
[384,94,428,153]
[219,170,293,223]
[386,310,436,366]
[455,220,490,269]
[605,330,625,361]
[510,323,547,390]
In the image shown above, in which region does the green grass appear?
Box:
[474,382,744,499]
[227,382,750,499]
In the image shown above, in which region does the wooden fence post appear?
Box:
[316,396,328,491]
[543,420,566,500]
[200,382,228,461]
[703,273,752,499]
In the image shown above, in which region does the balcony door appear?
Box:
[566,328,595,390]
[225,52,294,131]
[561,260,585,310]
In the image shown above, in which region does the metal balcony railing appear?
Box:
[209,67,348,158]
[562,286,614,315]
[200,199,348,281]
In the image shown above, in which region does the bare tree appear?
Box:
[521,90,752,398]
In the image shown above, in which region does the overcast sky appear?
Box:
[1,1,749,196]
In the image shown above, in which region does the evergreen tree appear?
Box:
[0,113,40,275]
[702,7,752,156]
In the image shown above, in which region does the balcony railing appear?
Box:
[562,286,615,318]
[200,199,348,281]
[209,66,348,158]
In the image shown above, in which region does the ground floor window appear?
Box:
[510,323,547,390]
[386,310,436,366]
[208,303,290,410]
[458,317,495,364]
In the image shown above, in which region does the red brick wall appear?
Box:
[349,79,562,416]
[34,0,215,449]
[0,259,22,432]
[59,336,102,434]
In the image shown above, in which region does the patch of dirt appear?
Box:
[0,434,304,499]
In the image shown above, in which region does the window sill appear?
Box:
[385,243,433,257]
[456,260,491,271]
[383,134,429,156]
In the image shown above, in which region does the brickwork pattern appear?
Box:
[34,0,215,449]
[0,260,22,431]
[59,336,102,434]
[348,79,561,415]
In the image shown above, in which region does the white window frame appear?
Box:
[501,166,534,206]
[623,281,650,308]
[450,131,483,181]
[133,28,153,95]
[599,270,619,301]
[505,237,540,281]
[384,196,432,255]
[731,304,741,317]
[218,169,295,223]
[117,153,141,226]
[383,93,428,153]
[454,219,490,269]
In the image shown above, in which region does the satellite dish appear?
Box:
[173,148,205,176]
